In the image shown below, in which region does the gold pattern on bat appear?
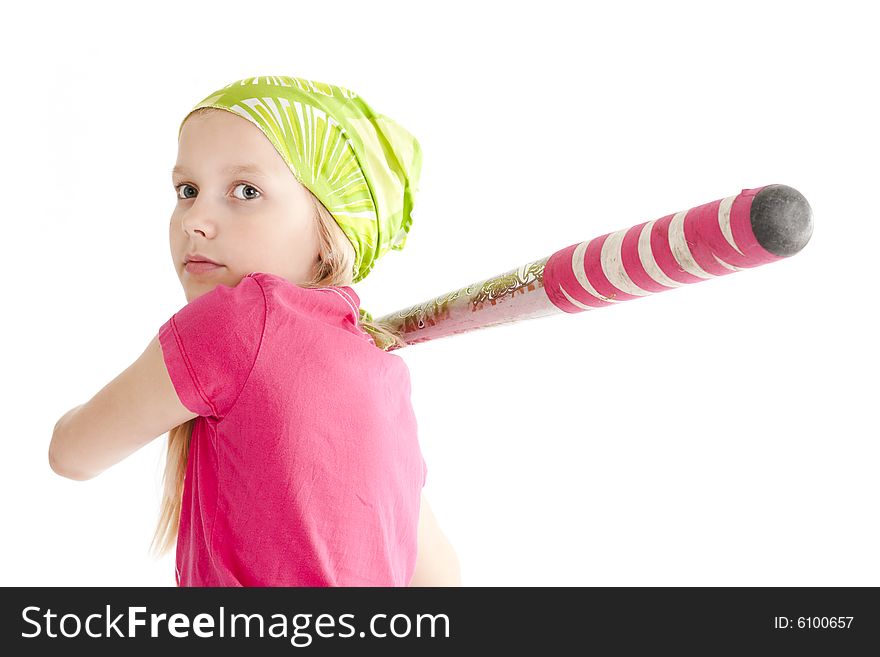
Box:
[393,257,549,332]
[472,258,547,307]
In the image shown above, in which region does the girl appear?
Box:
[49,75,461,587]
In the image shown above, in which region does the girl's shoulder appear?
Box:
[245,272,364,334]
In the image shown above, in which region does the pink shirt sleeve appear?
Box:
[158,276,267,418]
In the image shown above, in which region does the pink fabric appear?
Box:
[158,272,427,587]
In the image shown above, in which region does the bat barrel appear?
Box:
[375,184,813,350]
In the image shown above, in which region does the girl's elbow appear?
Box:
[48,447,95,481]
[48,435,71,478]
[49,427,97,481]
[409,539,463,587]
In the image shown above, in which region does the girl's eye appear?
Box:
[175,183,197,200]
[233,183,261,201]
[174,183,261,201]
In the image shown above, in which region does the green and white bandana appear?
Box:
[178,75,423,323]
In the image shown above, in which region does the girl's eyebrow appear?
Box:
[171,163,268,178]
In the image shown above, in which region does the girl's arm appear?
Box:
[49,334,198,481]
[408,493,462,586]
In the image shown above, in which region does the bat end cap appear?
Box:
[751,184,814,257]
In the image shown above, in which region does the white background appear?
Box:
[2,0,877,586]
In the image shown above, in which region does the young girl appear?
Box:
[48,75,461,587]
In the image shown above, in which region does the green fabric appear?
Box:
[178,75,422,329]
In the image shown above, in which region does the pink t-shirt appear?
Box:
[158,272,427,587]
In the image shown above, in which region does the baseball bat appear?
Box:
[375,184,813,350]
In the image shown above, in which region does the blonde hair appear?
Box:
[150,116,408,558]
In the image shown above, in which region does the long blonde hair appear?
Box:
[149,151,408,559]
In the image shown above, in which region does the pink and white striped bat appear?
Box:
[376,184,813,349]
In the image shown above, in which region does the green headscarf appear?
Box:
[178,75,423,325]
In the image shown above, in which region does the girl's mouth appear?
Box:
[185,261,224,274]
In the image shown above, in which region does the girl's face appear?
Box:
[170,109,321,302]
